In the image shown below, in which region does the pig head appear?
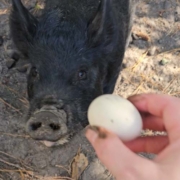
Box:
[9,0,132,146]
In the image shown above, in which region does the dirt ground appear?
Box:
[0,0,180,179]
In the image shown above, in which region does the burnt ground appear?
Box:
[0,0,180,179]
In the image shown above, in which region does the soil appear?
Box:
[0,0,180,179]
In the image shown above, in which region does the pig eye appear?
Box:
[78,70,87,80]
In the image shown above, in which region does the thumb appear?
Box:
[85,128,158,179]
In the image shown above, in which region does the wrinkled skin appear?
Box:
[10,0,134,146]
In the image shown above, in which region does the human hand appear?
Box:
[85,93,180,180]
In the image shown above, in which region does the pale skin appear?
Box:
[85,93,180,180]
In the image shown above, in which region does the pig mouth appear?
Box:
[26,106,74,146]
[41,134,72,147]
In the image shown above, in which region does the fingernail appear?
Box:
[99,132,107,139]
[128,94,145,102]
[85,126,108,143]
[85,125,100,134]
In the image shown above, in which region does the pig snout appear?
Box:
[26,109,68,142]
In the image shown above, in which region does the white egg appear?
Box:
[87,94,143,141]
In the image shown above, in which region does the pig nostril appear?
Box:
[49,123,60,131]
[31,122,42,131]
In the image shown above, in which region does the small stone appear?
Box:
[0,36,3,46]
[159,59,169,66]
[6,59,16,69]
[147,47,157,56]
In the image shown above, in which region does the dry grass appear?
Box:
[0,151,73,180]
[114,46,180,98]
[0,148,88,180]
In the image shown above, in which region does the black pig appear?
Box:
[10,0,134,146]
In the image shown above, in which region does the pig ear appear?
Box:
[10,0,38,56]
[87,0,118,52]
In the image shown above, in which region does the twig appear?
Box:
[0,158,21,169]
[0,83,28,105]
[0,9,9,15]
[163,76,178,93]
[0,151,20,161]
[0,83,25,97]
[0,169,35,180]
[170,91,180,96]
[156,47,180,56]
[0,162,73,179]
[0,98,22,114]
[37,177,74,180]
[132,50,148,72]
[0,151,33,171]
[132,82,144,94]
[19,170,25,180]
[19,98,29,107]
[0,132,30,138]
[56,165,70,175]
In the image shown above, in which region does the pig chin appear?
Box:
[41,135,71,147]
[26,105,74,147]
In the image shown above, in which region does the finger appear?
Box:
[128,93,180,143]
[85,128,158,179]
[124,136,169,154]
[141,113,165,131]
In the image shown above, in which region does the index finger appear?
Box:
[128,93,180,143]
